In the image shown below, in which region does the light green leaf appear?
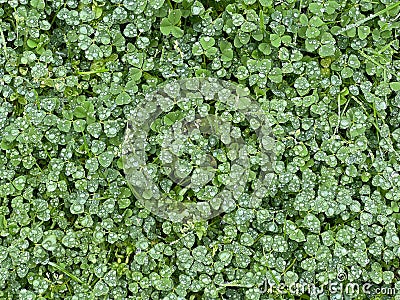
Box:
[259,0,272,7]
[358,26,370,40]
[30,0,45,9]
[389,82,400,91]
[168,9,182,25]
[116,91,132,105]
[171,27,184,38]
[270,33,281,48]
[200,36,215,50]
[149,0,164,9]
[191,1,205,15]
[318,45,335,57]
[98,151,114,167]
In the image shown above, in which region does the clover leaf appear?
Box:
[160,9,184,38]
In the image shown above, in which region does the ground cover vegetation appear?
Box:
[1,0,400,298]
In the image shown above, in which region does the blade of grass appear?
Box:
[259,10,265,33]
[0,27,7,59]
[76,68,109,75]
[48,262,86,285]
[337,1,400,35]
[359,49,398,79]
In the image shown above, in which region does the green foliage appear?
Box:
[1,0,400,299]
[160,9,184,38]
